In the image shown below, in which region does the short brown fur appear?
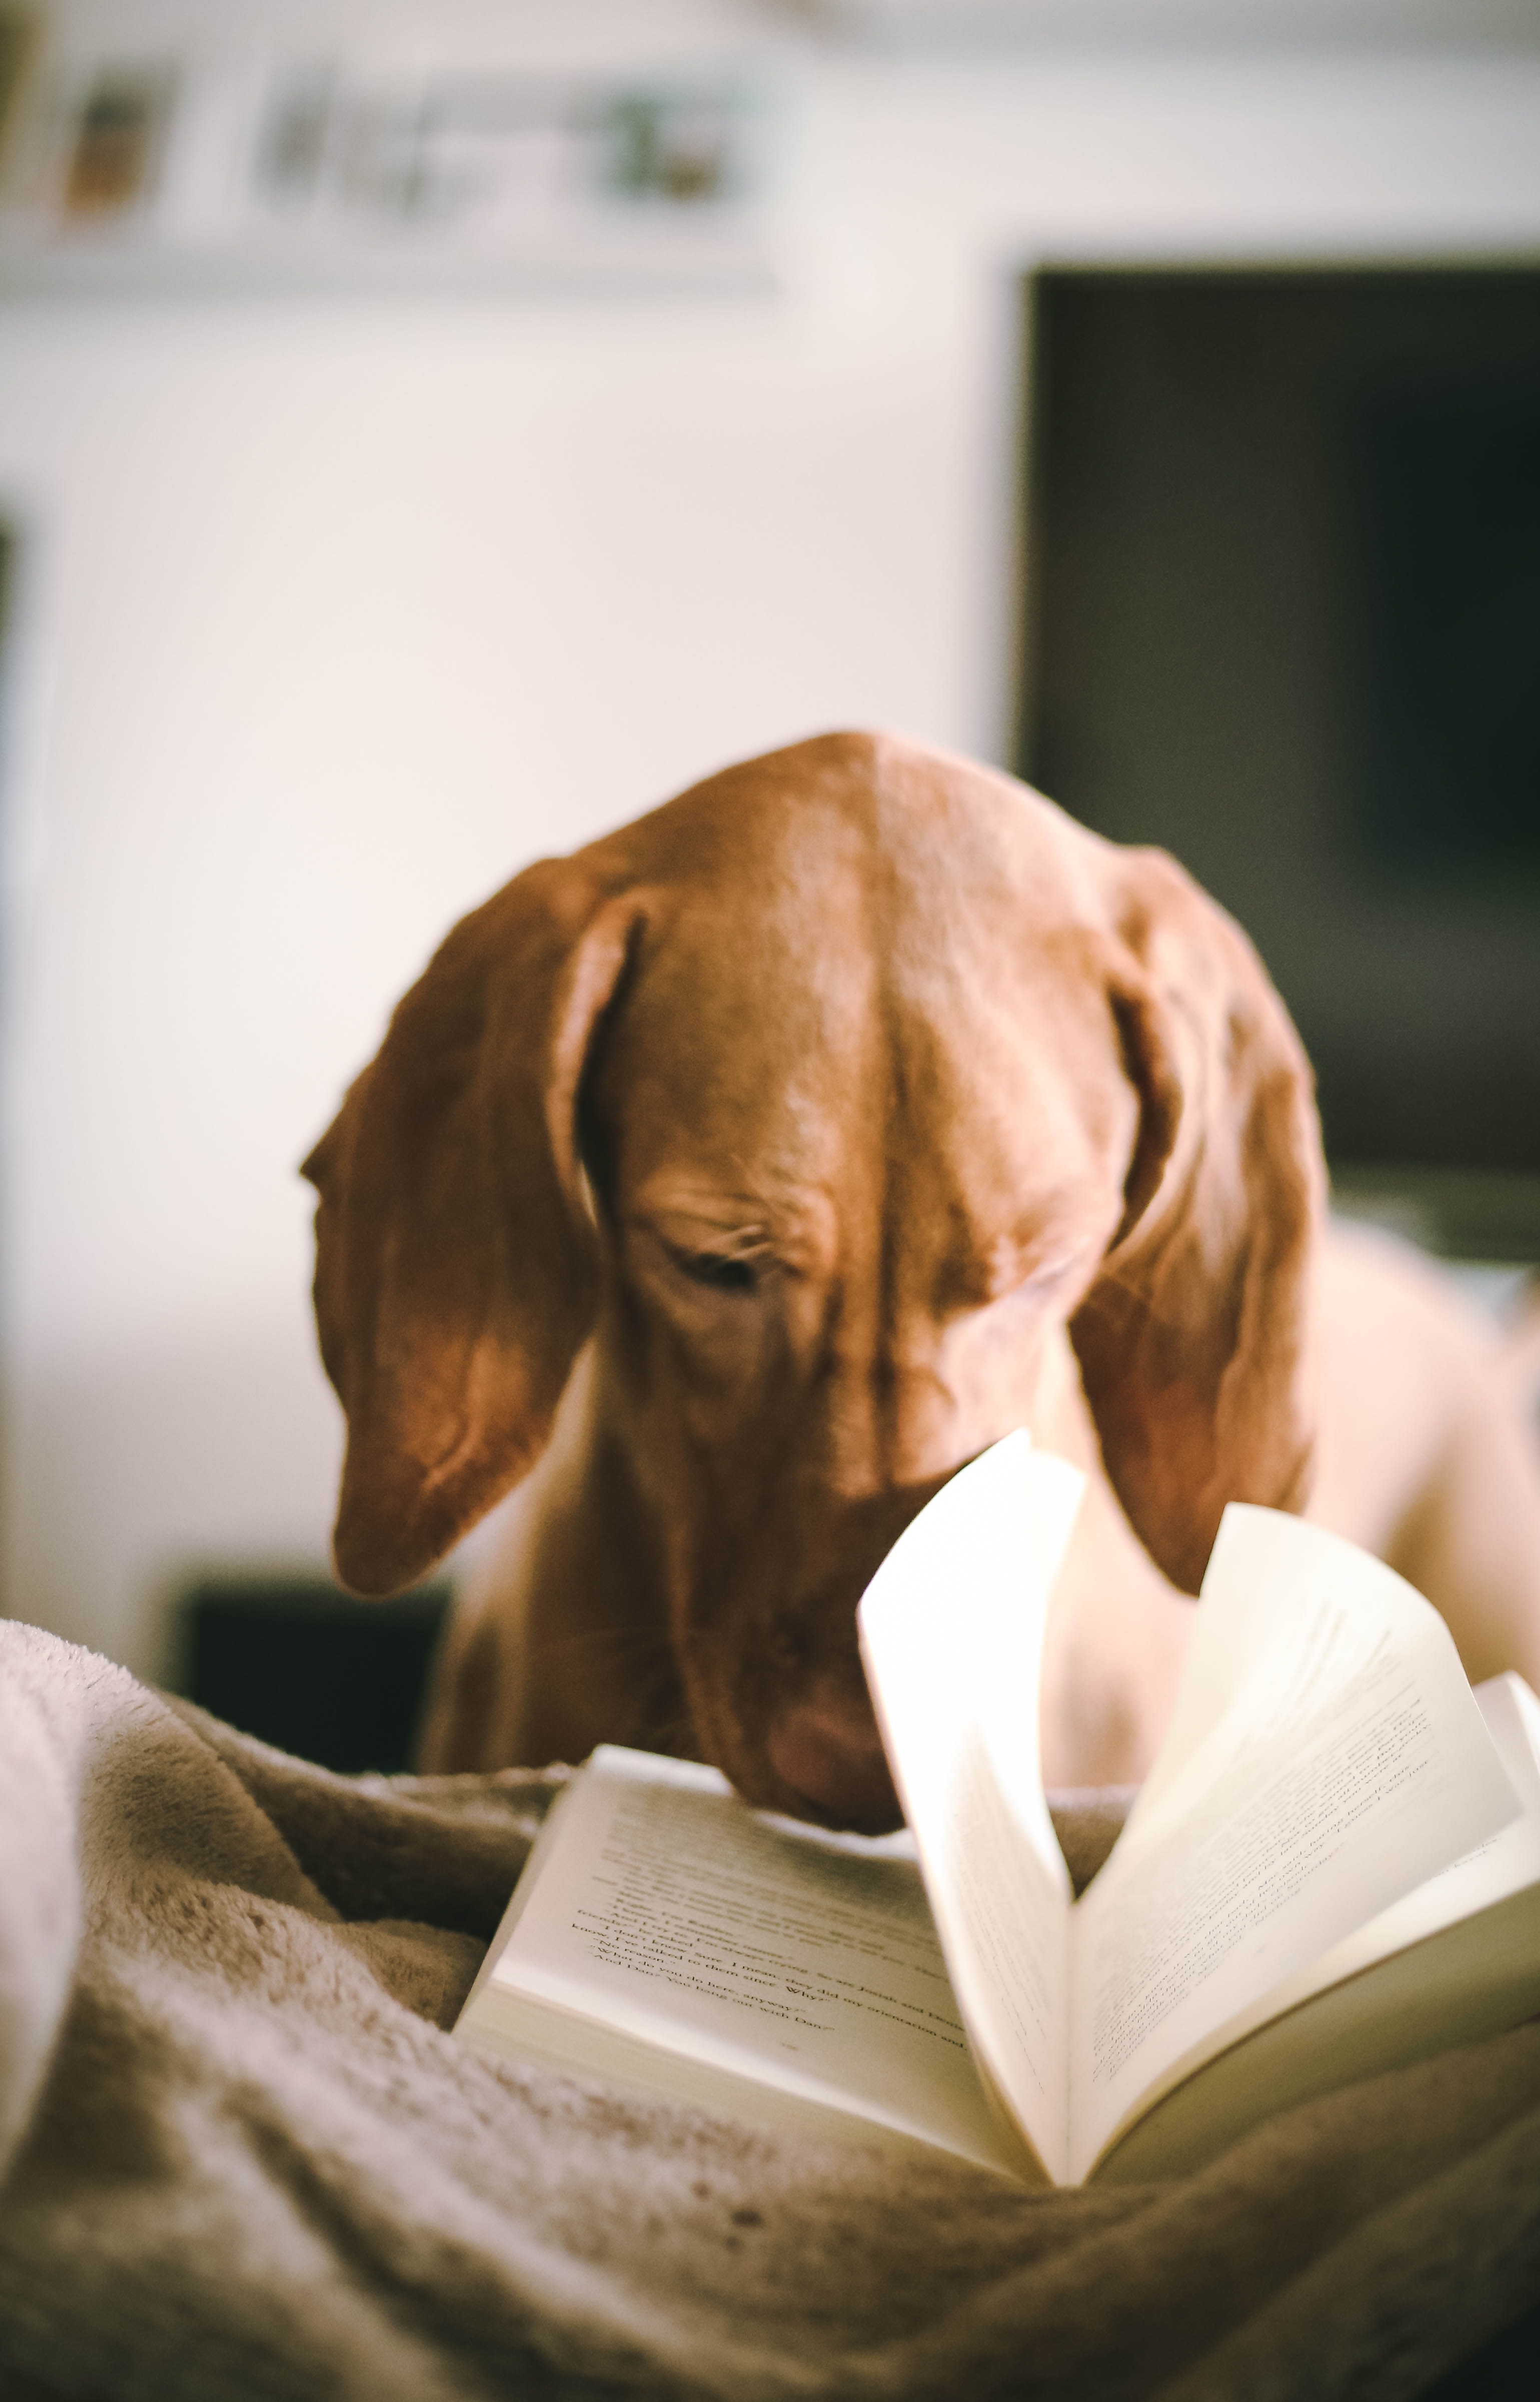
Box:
[303,733,1540,1827]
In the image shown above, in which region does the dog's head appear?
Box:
[303,733,1322,1824]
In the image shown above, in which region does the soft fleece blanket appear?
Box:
[4,1622,1540,2401]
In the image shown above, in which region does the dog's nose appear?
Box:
[766,1696,902,1834]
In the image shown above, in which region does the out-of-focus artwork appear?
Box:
[57,58,176,221]
[0,15,772,292]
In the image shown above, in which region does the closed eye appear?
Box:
[666,1245,761,1294]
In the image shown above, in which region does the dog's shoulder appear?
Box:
[1310,1215,1517,1554]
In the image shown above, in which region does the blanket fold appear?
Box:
[2,1618,1538,2401]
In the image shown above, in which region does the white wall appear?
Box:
[5,20,1540,1679]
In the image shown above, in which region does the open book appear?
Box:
[455,1437,1540,2184]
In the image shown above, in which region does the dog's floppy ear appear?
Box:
[1070,849,1325,1595]
[301,862,642,1595]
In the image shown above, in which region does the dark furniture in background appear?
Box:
[1016,258,1540,1261]
[173,1576,452,1775]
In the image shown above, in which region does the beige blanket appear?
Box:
[4,1620,1540,2400]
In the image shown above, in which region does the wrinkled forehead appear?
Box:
[590,842,1137,1242]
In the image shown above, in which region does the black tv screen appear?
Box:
[1015,260,1540,1254]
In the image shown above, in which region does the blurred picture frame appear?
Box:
[0,30,776,296]
[60,59,176,222]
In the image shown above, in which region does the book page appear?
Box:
[1097,1674,1540,2181]
[1092,1672,1540,2177]
[1275,1672,1540,1994]
[478,1747,1028,2177]
[858,1434,1085,2183]
[1067,1507,1522,2180]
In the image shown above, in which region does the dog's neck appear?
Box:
[452,1347,687,1769]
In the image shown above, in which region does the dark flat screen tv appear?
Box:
[1014,259,1540,1259]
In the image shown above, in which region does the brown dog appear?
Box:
[303,732,1540,1827]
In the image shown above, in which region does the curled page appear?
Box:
[859,1432,1086,2183]
[1068,1506,1522,2179]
